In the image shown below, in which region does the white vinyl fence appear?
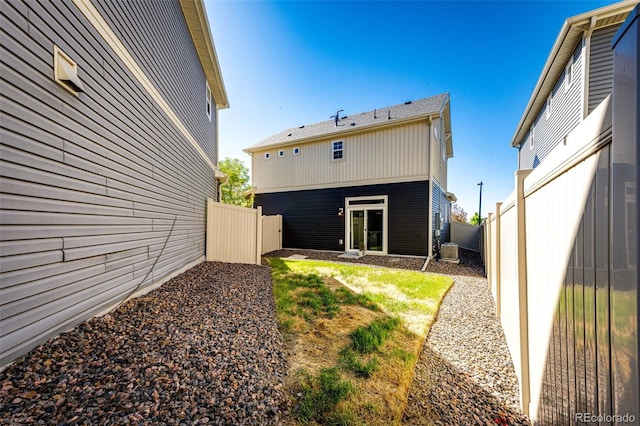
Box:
[206,200,282,265]
[484,97,616,421]
[262,214,282,254]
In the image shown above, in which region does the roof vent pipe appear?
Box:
[388,110,391,120]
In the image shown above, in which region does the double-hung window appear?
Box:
[332,141,344,160]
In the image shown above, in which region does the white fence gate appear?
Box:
[262,214,282,255]
[206,200,283,264]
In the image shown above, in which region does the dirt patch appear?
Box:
[286,303,382,377]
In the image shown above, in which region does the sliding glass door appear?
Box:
[346,196,387,255]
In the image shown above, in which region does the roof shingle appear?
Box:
[245,92,449,152]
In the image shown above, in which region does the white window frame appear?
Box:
[278,149,285,158]
[344,195,388,256]
[546,94,553,119]
[332,140,344,161]
[529,126,535,150]
[293,147,301,156]
[206,82,212,121]
[264,152,271,160]
[564,62,573,93]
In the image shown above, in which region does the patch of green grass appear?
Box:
[278,259,453,320]
[349,317,401,354]
[298,286,340,318]
[389,348,416,364]
[334,287,380,311]
[364,293,409,313]
[339,348,380,378]
[296,367,356,424]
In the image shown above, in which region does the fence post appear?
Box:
[206,198,213,262]
[515,169,532,416]
[256,206,263,265]
[486,213,493,287]
[495,202,502,318]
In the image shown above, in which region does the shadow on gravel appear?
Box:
[402,346,530,426]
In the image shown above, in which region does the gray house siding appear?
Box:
[519,42,584,169]
[588,25,619,115]
[432,179,450,244]
[92,0,217,165]
[1,0,217,367]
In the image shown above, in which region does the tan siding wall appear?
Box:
[252,120,430,192]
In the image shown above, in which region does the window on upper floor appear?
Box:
[546,94,553,119]
[332,141,344,160]
[293,147,301,156]
[278,150,285,158]
[206,82,212,121]
[529,126,535,150]
[264,152,271,160]
[564,62,573,93]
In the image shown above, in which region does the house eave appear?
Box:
[244,113,439,154]
[179,0,229,110]
[510,0,635,148]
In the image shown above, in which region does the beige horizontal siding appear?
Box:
[252,120,430,192]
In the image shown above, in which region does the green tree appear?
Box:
[218,157,254,207]
[470,212,482,226]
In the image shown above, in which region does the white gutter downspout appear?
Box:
[582,16,598,119]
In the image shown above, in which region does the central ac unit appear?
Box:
[441,243,459,260]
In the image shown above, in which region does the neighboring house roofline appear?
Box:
[244,93,451,154]
[179,0,229,109]
[510,0,636,148]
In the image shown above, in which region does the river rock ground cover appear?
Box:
[0,262,288,425]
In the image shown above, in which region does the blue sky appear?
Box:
[206,0,616,217]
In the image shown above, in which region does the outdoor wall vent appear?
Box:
[54,46,84,94]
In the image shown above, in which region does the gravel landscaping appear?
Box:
[402,272,531,425]
[0,262,288,425]
[1,249,529,425]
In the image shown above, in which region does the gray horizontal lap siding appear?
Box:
[93,0,217,165]
[255,181,430,256]
[519,41,583,169]
[432,180,450,243]
[588,25,619,115]
[0,0,215,367]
